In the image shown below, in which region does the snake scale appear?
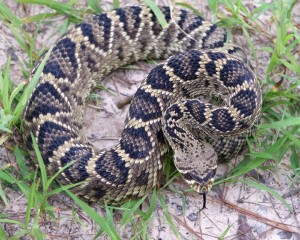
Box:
[23,5,262,205]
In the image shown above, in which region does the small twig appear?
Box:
[116,95,133,109]
[187,191,299,234]
[282,187,300,199]
[170,213,205,240]
[208,195,300,234]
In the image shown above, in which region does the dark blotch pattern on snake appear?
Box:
[23,6,262,204]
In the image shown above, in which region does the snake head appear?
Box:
[172,139,218,194]
[181,167,217,193]
[163,104,219,194]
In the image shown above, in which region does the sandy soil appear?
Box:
[0,0,300,239]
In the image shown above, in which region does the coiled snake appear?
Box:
[23,5,262,206]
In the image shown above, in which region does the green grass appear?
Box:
[0,0,300,239]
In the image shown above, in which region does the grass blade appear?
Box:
[31,133,47,192]
[13,45,53,123]
[158,192,182,239]
[219,222,234,240]
[0,183,8,206]
[0,224,8,240]
[259,117,300,129]
[25,173,37,229]
[143,0,168,28]
[1,57,11,113]
[65,190,120,239]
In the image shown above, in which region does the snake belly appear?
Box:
[23,5,261,204]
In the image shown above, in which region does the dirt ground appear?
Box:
[0,0,300,239]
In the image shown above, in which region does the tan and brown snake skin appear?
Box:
[23,5,262,205]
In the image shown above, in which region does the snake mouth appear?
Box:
[182,167,217,193]
[182,169,217,211]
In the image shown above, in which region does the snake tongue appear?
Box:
[199,192,207,211]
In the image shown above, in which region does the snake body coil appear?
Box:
[23,6,262,204]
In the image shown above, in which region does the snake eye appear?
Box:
[182,172,193,181]
[183,168,217,184]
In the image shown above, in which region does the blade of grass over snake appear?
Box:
[13,45,54,123]
[143,0,168,28]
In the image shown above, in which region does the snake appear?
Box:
[23,5,262,206]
